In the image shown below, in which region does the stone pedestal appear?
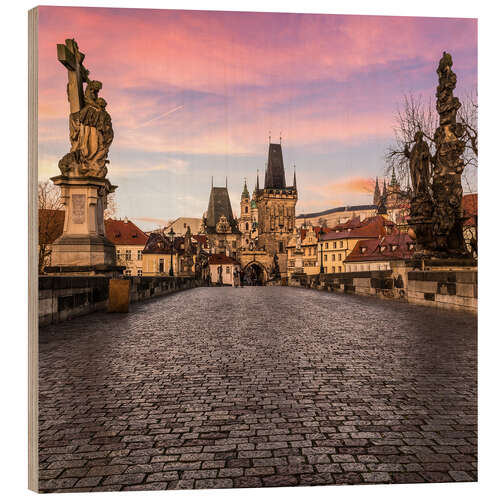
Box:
[45,175,123,276]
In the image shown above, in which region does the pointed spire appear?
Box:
[293,165,297,190]
[390,166,397,187]
[211,176,213,189]
[255,169,260,191]
[373,176,381,205]
[241,178,249,199]
[383,179,387,198]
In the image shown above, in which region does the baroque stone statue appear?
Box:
[407,52,468,258]
[431,52,466,254]
[57,39,114,178]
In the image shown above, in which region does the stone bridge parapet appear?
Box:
[39,275,200,326]
[289,268,477,314]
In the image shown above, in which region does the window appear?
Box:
[137,250,142,261]
[124,269,131,276]
[116,250,121,260]
[325,243,329,249]
[339,241,343,248]
[125,249,132,261]
[137,269,142,277]
[338,266,342,273]
[232,241,236,248]
[245,206,248,213]
[324,254,328,261]
[279,242,284,253]
[245,222,249,231]
[333,242,337,249]
[226,266,230,274]
[159,258,164,273]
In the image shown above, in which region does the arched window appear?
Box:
[245,206,248,213]
[245,222,249,230]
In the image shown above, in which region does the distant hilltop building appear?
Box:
[163,217,203,236]
[297,168,409,230]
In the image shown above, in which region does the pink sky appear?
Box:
[37,7,477,228]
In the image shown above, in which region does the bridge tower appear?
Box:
[255,143,298,264]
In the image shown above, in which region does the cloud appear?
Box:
[112,158,189,176]
[36,7,477,216]
[324,177,376,195]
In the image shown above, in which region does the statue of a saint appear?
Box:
[405,131,431,197]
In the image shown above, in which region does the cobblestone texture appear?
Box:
[39,287,477,492]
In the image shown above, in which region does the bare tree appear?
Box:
[104,192,117,220]
[38,180,64,273]
[385,91,477,192]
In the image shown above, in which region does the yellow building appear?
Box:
[286,225,325,276]
[318,215,395,274]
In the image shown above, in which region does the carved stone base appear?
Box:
[48,175,120,276]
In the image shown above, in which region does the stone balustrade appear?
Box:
[39,275,200,326]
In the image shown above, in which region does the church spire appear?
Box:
[293,165,297,190]
[373,177,381,205]
[264,143,286,189]
[383,178,387,199]
[390,166,397,187]
[241,178,249,200]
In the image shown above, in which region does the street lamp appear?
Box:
[319,228,325,274]
[168,227,175,276]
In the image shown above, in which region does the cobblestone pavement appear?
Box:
[38,287,477,492]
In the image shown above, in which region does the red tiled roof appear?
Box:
[320,215,394,242]
[39,209,65,245]
[143,233,186,255]
[105,219,148,246]
[345,232,415,263]
[208,253,240,265]
[332,216,361,231]
[462,193,477,227]
[192,234,209,248]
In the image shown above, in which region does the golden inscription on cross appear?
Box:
[57,39,90,114]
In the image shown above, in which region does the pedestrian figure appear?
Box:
[217,264,223,286]
[233,268,239,287]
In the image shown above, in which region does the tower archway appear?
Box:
[244,262,267,286]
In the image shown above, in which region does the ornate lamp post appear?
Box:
[168,227,175,276]
[319,229,325,274]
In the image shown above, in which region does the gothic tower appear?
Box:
[239,179,252,248]
[255,143,298,257]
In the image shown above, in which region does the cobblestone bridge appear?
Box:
[39,287,477,492]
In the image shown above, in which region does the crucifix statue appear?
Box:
[57,39,89,113]
[57,38,113,178]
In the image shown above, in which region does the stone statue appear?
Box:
[57,39,114,178]
[406,131,431,197]
[431,52,466,255]
[407,52,468,258]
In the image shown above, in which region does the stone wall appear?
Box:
[407,270,477,313]
[289,268,477,313]
[39,275,199,326]
[290,270,406,300]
